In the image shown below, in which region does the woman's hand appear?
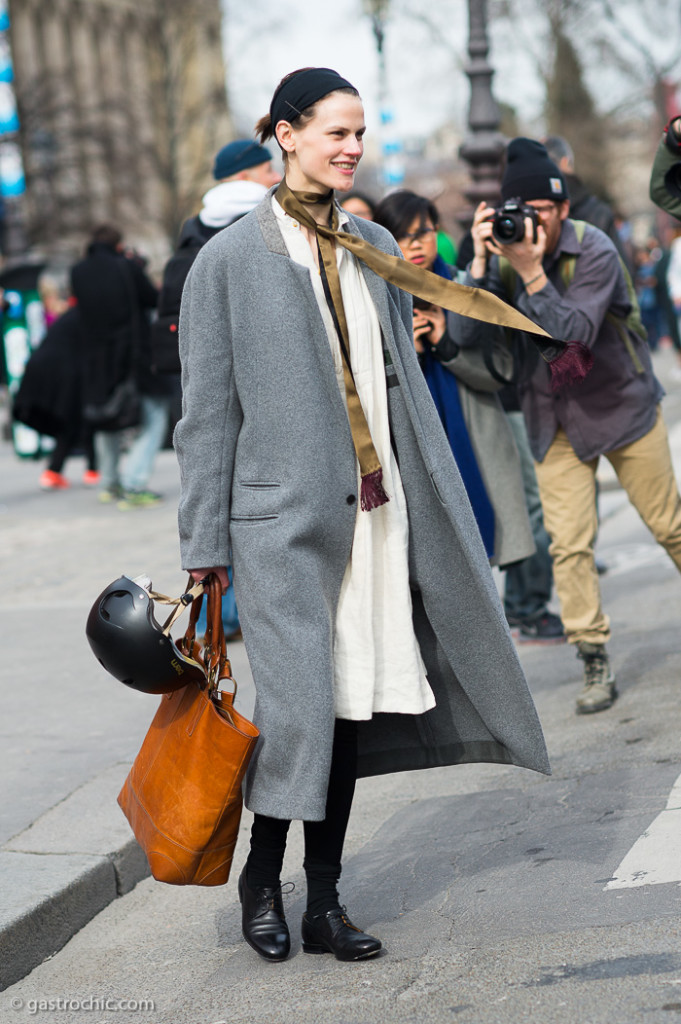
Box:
[413,306,446,353]
[189,566,230,592]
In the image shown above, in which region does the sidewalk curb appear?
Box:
[0,764,148,991]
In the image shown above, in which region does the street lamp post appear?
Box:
[362,0,404,189]
[458,0,506,229]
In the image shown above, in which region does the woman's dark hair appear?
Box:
[339,191,377,217]
[255,68,359,145]
[373,191,439,241]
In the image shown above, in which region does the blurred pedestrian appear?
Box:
[338,190,375,220]
[12,306,98,488]
[71,224,165,506]
[176,67,548,965]
[37,274,69,329]
[544,134,631,270]
[454,232,565,642]
[654,230,681,370]
[634,240,663,351]
[154,139,281,374]
[374,188,535,569]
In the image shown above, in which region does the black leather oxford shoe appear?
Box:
[238,867,291,962]
[301,906,382,961]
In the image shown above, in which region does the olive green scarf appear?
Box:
[275,180,553,511]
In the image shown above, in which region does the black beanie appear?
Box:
[501,137,567,202]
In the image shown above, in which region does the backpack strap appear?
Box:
[564,219,645,374]
[497,257,518,303]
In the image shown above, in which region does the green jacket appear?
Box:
[650,123,681,220]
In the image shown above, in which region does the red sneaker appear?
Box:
[82,470,101,486]
[40,470,70,490]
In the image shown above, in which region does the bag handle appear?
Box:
[203,573,233,692]
[179,572,233,693]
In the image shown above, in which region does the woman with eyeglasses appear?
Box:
[374,190,534,568]
[175,70,548,967]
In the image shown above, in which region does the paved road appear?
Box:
[3,350,681,1023]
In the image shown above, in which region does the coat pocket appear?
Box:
[430,471,448,506]
[231,482,281,522]
[230,514,279,523]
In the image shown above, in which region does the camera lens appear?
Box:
[496,217,517,241]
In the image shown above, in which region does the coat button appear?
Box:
[346,494,356,505]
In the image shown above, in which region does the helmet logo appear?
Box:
[170,658,185,676]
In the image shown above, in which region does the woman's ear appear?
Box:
[275,120,295,155]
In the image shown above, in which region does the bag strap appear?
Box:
[149,578,205,636]
[566,220,646,374]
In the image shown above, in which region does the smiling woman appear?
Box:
[174,65,549,970]
[255,67,365,193]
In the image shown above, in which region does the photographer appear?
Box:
[650,117,681,222]
[449,137,681,715]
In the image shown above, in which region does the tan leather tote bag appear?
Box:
[118,574,259,885]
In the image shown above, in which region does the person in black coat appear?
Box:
[71,224,167,507]
[152,139,281,376]
[13,306,98,487]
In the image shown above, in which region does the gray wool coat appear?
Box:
[175,195,550,822]
[436,339,534,568]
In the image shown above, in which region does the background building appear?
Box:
[8,0,232,265]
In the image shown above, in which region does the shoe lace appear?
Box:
[338,905,361,932]
[258,881,295,916]
[584,651,608,687]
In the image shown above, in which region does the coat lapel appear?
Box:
[255,193,354,437]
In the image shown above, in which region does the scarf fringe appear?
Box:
[360,468,390,511]
[548,341,594,391]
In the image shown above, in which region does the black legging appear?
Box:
[48,424,96,474]
[246,718,357,916]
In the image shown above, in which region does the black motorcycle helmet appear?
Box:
[86,575,206,694]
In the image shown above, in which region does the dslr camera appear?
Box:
[492,198,539,244]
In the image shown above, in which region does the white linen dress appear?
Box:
[273,198,435,721]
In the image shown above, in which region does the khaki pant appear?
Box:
[534,408,681,645]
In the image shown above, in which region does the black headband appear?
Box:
[270,68,356,132]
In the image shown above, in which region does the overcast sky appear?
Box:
[221,0,527,148]
[221,0,680,156]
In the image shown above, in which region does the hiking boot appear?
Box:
[117,489,163,510]
[575,642,617,714]
[40,469,70,490]
[514,611,566,644]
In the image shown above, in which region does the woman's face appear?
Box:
[398,215,438,270]
[277,93,365,194]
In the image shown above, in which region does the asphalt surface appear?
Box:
[2,348,681,1023]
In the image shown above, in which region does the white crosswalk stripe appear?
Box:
[606,772,681,889]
